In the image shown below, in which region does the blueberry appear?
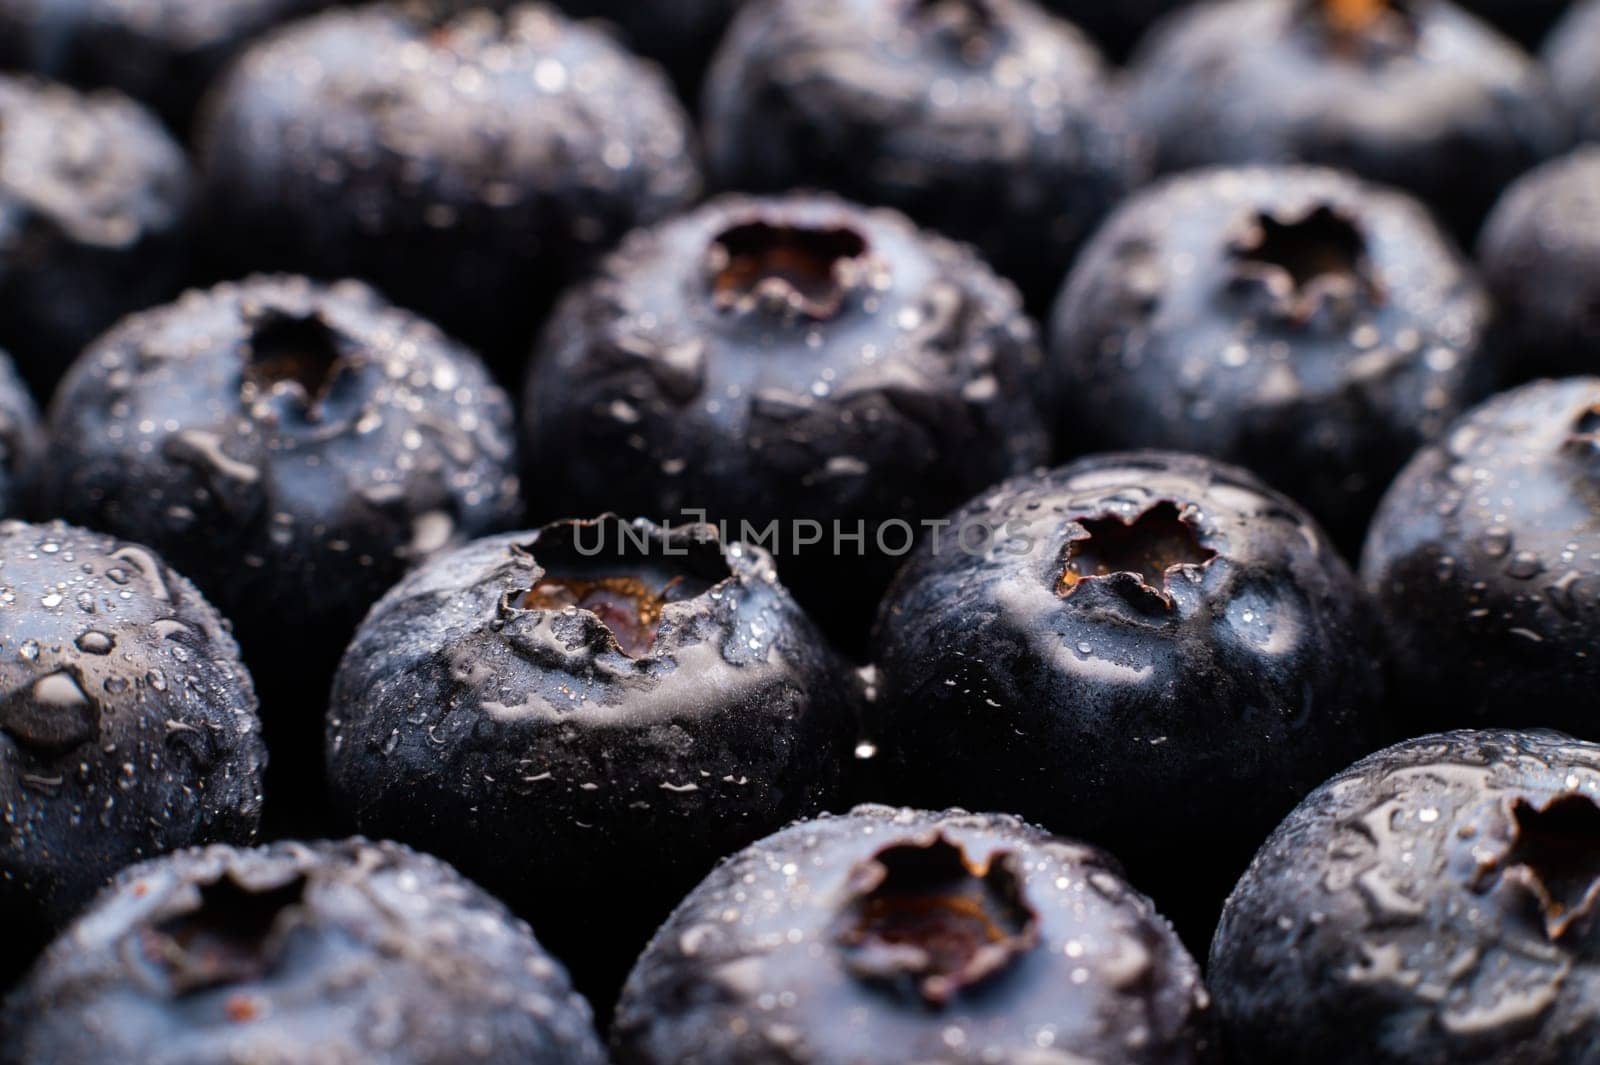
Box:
[1050,165,1494,553]
[1,838,607,1064]
[551,0,739,100]
[613,805,1219,1065]
[872,451,1385,941]
[0,74,192,399]
[326,516,858,1004]
[0,351,40,518]
[40,275,520,830]
[1038,0,1186,59]
[523,193,1050,649]
[1212,729,1600,1065]
[1479,148,1600,382]
[0,520,265,984]
[198,3,701,370]
[1362,378,1600,737]
[702,0,1144,305]
[1545,0,1600,146]
[1128,0,1570,242]
[0,0,330,134]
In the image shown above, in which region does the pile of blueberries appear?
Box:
[5,0,1600,1062]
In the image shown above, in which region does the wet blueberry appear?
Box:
[1039,0,1186,59]
[1128,0,1570,241]
[198,3,701,370]
[0,0,331,134]
[1050,165,1494,552]
[1,838,607,1063]
[0,520,265,984]
[1362,378,1600,737]
[0,74,192,399]
[1546,0,1600,146]
[613,805,1219,1065]
[703,0,1145,305]
[40,275,521,830]
[0,351,39,518]
[1212,729,1600,1065]
[552,0,739,100]
[872,451,1385,941]
[326,516,858,1005]
[1479,148,1600,382]
[523,193,1051,649]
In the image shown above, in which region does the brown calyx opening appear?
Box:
[837,834,1039,1008]
[143,875,307,995]
[1229,205,1379,323]
[243,312,345,413]
[708,220,871,322]
[1481,794,1600,941]
[1309,0,1419,54]
[513,519,730,658]
[911,0,1002,58]
[1058,502,1216,608]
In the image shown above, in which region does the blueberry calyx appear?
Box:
[707,219,876,323]
[909,0,1004,62]
[143,873,307,995]
[1305,0,1420,57]
[506,518,730,659]
[1478,793,1600,941]
[836,833,1040,1008]
[1228,204,1380,326]
[240,310,349,420]
[1566,404,1600,455]
[1058,501,1217,610]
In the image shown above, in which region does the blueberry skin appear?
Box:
[872,452,1385,936]
[198,3,702,369]
[1546,0,1600,145]
[0,0,331,134]
[1212,729,1600,1065]
[614,805,1219,1065]
[703,0,1144,306]
[1050,165,1493,553]
[1363,379,1600,737]
[0,351,40,517]
[524,193,1050,648]
[551,0,740,100]
[0,520,265,983]
[1,838,607,1064]
[327,517,858,1004]
[0,74,192,400]
[1479,149,1600,382]
[1128,0,1570,242]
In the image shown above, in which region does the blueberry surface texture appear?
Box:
[703,0,1144,306]
[41,275,520,828]
[1,838,607,1064]
[1212,728,1600,1065]
[613,805,1219,1065]
[1363,378,1600,738]
[0,74,192,399]
[0,351,39,518]
[198,2,702,368]
[872,451,1385,940]
[1128,0,1570,241]
[1545,0,1600,147]
[1479,148,1600,381]
[0,0,332,134]
[327,516,857,1004]
[523,193,1050,649]
[1050,165,1493,552]
[551,0,739,101]
[0,520,265,984]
